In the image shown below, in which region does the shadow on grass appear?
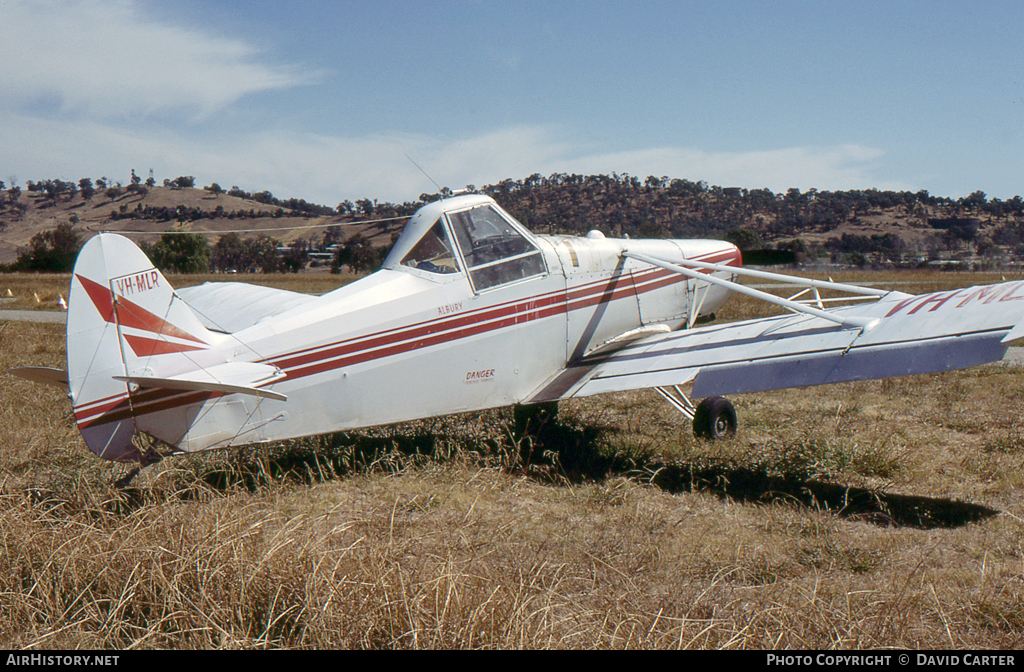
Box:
[197,432,444,492]
[102,407,999,530]
[514,407,1001,530]
[646,464,1000,529]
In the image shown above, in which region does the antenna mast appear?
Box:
[404,154,446,198]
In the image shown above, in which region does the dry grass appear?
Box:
[4,271,1024,649]
[0,274,72,311]
[0,271,357,312]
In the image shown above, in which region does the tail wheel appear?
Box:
[693,396,737,440]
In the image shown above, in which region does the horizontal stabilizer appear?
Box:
[8,366,69,389]
[175,282,317,333]
[114,362,287,401]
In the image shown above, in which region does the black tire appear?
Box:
[693,396,737,440]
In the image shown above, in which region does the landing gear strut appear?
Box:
[655,386,737,440]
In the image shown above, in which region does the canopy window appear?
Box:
[399,220,461,275]
[446,205,546,291]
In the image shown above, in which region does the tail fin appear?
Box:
[68,234,217,462]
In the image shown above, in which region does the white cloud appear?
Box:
[0,1,906,205]
[0,112,904,205]
[559,144,910,193]
[0,0,318,118]
[0,114,570,202]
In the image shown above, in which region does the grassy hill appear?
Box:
[481,176,1024,267]
[4,173,1024,269]
[0,182,407,266]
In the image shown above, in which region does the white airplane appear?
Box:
[11,193,1024,479]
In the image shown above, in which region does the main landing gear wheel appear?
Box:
[692,396,737,440]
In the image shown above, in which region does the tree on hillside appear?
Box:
[281,239,309,273]
[332,233,386,274]
[211,232,246,272]
[39,179,74,203]
[11,222,82,272]
[356,198,376,217]
[79,178,95,200]
[242,235,283,273]
[725,227,763,251]
[126,182,148,196]
[211,232,283,273]
[322,224,347,247]
[146,232,211,273]
[963,190,988,211]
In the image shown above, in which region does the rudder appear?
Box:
[68,234,217,462]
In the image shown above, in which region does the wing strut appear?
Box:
[622,250,883,332]
[653,385,696,420]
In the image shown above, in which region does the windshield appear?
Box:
[446,205,546,291]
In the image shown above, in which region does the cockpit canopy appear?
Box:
[384,195,547,292]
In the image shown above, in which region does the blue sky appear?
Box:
[1,0,1022,205]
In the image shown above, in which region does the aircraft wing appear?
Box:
[530,281,1024,403]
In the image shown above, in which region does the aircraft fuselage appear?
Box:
[140,200,739,452]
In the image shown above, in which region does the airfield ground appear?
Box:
[3,269,1024,649]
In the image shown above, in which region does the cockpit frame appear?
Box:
[385,195,549,294]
